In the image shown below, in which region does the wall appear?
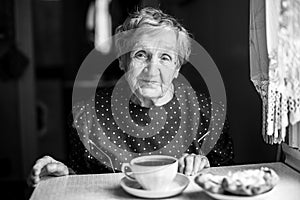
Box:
[0,82,22,180]
[160,0,278,164]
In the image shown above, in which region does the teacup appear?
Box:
[121,155,178,191]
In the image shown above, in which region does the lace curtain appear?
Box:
[250,0,300,148]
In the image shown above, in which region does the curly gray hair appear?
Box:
[115,7,191,69]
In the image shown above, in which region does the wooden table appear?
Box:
[30,162,300,200]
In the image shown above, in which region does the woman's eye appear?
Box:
[134,51,147,59]
[161,54,172,62]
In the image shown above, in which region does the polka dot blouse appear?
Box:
[68,81,234,174]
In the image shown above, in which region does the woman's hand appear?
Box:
[178,153,210,176]
[27,156,69,187]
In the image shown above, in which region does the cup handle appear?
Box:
[121,163,136,181]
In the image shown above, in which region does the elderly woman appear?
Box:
[28,7,233,187]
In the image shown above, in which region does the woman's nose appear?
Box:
[144,58,160,75]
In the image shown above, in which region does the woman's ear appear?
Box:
[174,68,180,78]
[118,54,129,71]
[174,60,181,78]
[118,58,124,71]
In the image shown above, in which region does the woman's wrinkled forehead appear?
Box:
[129,27,180,55]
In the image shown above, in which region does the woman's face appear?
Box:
[124,28,180,101]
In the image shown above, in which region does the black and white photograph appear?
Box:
[0,0,299,199]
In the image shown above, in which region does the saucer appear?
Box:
[120,173,190,199]
[203,190,272,200]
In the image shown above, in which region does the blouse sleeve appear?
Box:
[186,93,234,167]
[67,102,114,174]
[205,117,234,166]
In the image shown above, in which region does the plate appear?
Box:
[120,173,190,199]
[194,167,279,199]
[203,190,272,200]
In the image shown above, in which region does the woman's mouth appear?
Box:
[143,80,158,83]
[139,80,160,87]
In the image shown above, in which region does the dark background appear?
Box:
[0,0,278,199]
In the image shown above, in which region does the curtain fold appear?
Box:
[250,0,300,147]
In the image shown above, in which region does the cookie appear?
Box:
[195,167,279,196]
[222,167,279,196]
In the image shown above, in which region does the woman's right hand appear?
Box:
[27,155,69,187]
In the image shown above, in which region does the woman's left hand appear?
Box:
[178,153,210,176]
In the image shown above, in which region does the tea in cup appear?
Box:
[121,155,178,191]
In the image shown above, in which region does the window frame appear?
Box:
[282,143,300,172]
